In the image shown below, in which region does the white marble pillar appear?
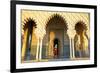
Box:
[67,29,73,59]
[39,38,43,60]
[72,30,76,58]
[72,38,75,58]
[36,38,40,60]
[67,28,76,59]
[69,38,72,59]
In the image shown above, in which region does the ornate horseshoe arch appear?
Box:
[74,21,89,58]
[21,18,37,61]
[42,14,70,59]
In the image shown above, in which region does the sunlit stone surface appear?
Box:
[21,10,90,63]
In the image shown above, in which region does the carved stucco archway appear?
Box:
[74,21,89,58]
[21,18,37,61]
[42,14,70,59]
[21,10,90,61]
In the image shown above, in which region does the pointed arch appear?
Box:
[74,21,89,58]
[45,14,68,30]
[42,14,70,59]
[21,18,37,61]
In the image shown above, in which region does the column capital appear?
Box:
[34,28,46,40]
[67,29,76,39]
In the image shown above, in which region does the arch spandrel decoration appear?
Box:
[22,10,90,39]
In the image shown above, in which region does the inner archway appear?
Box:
[74,21,89,58]
[21,18,37,61]
[42,14,70,59]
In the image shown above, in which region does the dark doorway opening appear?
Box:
[53,38,59,58]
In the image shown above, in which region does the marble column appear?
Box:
[72,38,75,58]
[36,38,40,60]
[67,29,73,59]
[67,28,76,59]
[72,30,76,58]
[39,38,43,60]
[69,38,72,58]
